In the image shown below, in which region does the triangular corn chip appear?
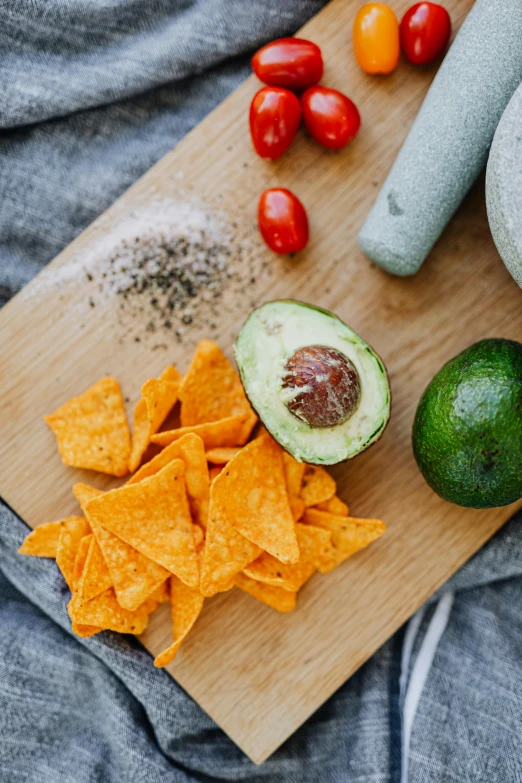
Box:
[56,516,90,590]
[200,475,261,597]
[289,495,305,522]
[71,623,101,638]
[151,412,257,449]
[73,482,103,513]
[128,433,210,528]
[71,534,93,592]
[300,465,336,507]
[74,482,171,611]
[68,588,150,635]
[45,377,130,476]
[235,573,297,613]
[282,452,306,497]
[209,466,223,482]
[85,460,199,588]
[179,340,252,426]
[153,577,204,668]
[129,365,181,472]
[174,434,209,529]
[192,524,204,549]
[144,579,170,607]
[303,510,386,573]
[159,366,182,385]
[18,522,62,558]
[244,523,332,592]
[205,447,241,464]
[315,495,349,517]
[223,434,299,564]
[136,581,171,615]
[77,535,112,602]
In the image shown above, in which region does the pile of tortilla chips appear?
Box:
[20,340,385,667]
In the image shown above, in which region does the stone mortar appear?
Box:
[358,0,522,277]
[486,82,522,289]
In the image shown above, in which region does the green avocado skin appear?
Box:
[412,339,522,508]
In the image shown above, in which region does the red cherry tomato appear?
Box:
[252,38,323,89]
[301,87,361,150]
[258,188,309,254]
[400,3,451,65]
[249,87,301,160]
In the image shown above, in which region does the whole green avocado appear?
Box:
[412,339,522,508]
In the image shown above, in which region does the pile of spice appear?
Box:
[85,200,234,337]
[26,199,262,344]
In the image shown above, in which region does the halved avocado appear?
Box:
[234,300,390,464]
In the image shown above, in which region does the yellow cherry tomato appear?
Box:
[353,3,400,75]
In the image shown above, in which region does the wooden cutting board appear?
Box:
[2,0,522,764]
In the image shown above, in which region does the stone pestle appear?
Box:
[358,0,522,277]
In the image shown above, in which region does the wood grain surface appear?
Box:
[1,0,521,764]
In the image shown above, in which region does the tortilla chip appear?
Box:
[151,412,257,449]
[56,516,90,590]
[160,365,182,385]
[68,588,150,635]
[282,452,306,497]
[45,377,130,477]
[128,365,181,473]
[74,482,172,611]
[129,402,151,474]
[136,579,170,615]
[71,534,92,592]
[145,580,171,606]
[127,433,210,528]
[154,577,205,667]
[93,523,168,610]
[85,460,199,588]
[72,623,101,638]
[18,522,62,558]
[303,510,386,573]
[192,524,204,549]
[200,473,261,597]
[300,465,336,507]
[289,495,305,522]
[244,523,332,592]
[127,433,183,483]
[77,535,113,602]
[222,434,299,564]
[174,434,209,528]
[73,482,103,512]
[205,447,241,464]
[179,340,252,426]
[316,495,349,517]
[209,466,223,482]
[235,573,297,613]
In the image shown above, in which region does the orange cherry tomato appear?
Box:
[353,3,400,75]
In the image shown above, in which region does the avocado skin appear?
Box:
[235,300,391,465]
[413,339,522,508]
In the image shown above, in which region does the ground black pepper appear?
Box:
[29,199,268,344]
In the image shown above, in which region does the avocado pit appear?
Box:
[282,345,361,428]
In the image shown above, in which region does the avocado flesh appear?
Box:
[413,339,522,509]
[234,301,390,464]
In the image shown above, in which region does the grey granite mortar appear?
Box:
[358,0,522,276]
[486,82,522,288]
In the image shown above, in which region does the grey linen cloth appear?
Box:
[1,2,521,780]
